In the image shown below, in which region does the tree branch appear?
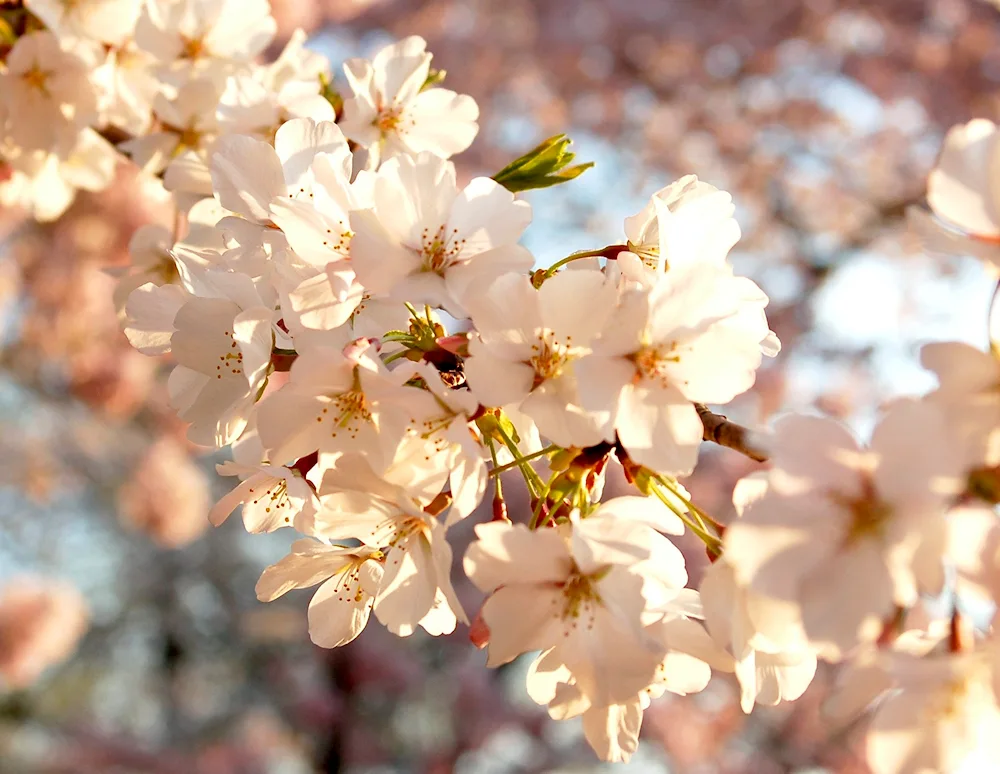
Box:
[695,403,769,463]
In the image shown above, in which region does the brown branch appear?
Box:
[695,403,769,463]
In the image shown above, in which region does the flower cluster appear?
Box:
[8,0,1000,769]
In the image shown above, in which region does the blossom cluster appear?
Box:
[7,0,1000,769]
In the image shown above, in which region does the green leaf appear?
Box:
[491,134,593,193]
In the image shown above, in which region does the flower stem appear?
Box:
[494,423,544,498]
[649,478,723,553]
[488,445,558,475]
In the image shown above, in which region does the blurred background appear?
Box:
[2,0,999,771]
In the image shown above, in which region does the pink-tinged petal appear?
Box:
[463,522,570,592]
[581,699,643,763]
[446,177,529,253]
[428,519,467,625]
[865,691,935,774]
[767,414,862,497]
[211,134,285,222]
[798,542,895,661]
[349,208,421,295]
[307,567,379,648]
[405,88,480,157]
[255,539,347,601]
[616,383,702,476]
[233,307,274,387]
[463,348,534,408]
[574,354,634,426]
[372,35,430,103]
[274,118,350,190]
[733,473,769,517]
[372,153,457,245]
[124,282,187,355]
[525,648,575,707]
[927,119,1000,238]
[522,377,609,448]
[208,472,265,526]
[373,534,436,637]
[921,341,1000,394]
[482,585,564,667]
[723,493,842,600]
[591,495,685,536]
[871,399,963,507]
[655,615,735,674]
[269,197,351,267]
[444,245,535,312]
[538,268,617,345]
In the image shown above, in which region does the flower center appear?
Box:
[419,225,465,274]
[215,330,244,379]
[375,105,411,136]
[831,479,893,545]
[22,64,50,94]
[316,389,372,440]
[559,571,602,620]
[247,478,293,523]
[529,330,575,386]
[180,36,206,60]
[632,343,680,381]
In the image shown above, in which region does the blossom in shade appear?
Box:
[866,647,1000,774]
[921,341,1000,468]
[723,401,964,661]
[464,498,691,708]
[0,32,98,154]
[926,119,1000,249]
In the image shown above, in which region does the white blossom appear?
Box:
[340,36,479,166]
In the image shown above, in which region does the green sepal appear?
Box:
[492,134,594,193]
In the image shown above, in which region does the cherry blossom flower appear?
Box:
[619,175,741,274]
[463,269,617,447]
[0,31,98,154]
[26,0,141,45]
[121,78,220,178]
[136,0,277,76]
[525,609,732,762]
[125,265,274,446]
[724,402,964,661]
[210,459,320,534]
[464,502,691,707]
[314,454,467,637]
[866,646,1000,774]
[921,341,1000,468]
[699,474,817,711]
[349,151,533,316]
[0,130,119,222]
[340,36,479,166]
[216,30,335,140]
[576,263,777,474]
[256,539,385,648]
[926,119,1000,246]
[254,337,402,465]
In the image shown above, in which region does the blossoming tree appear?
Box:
[3,0,1000,770]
